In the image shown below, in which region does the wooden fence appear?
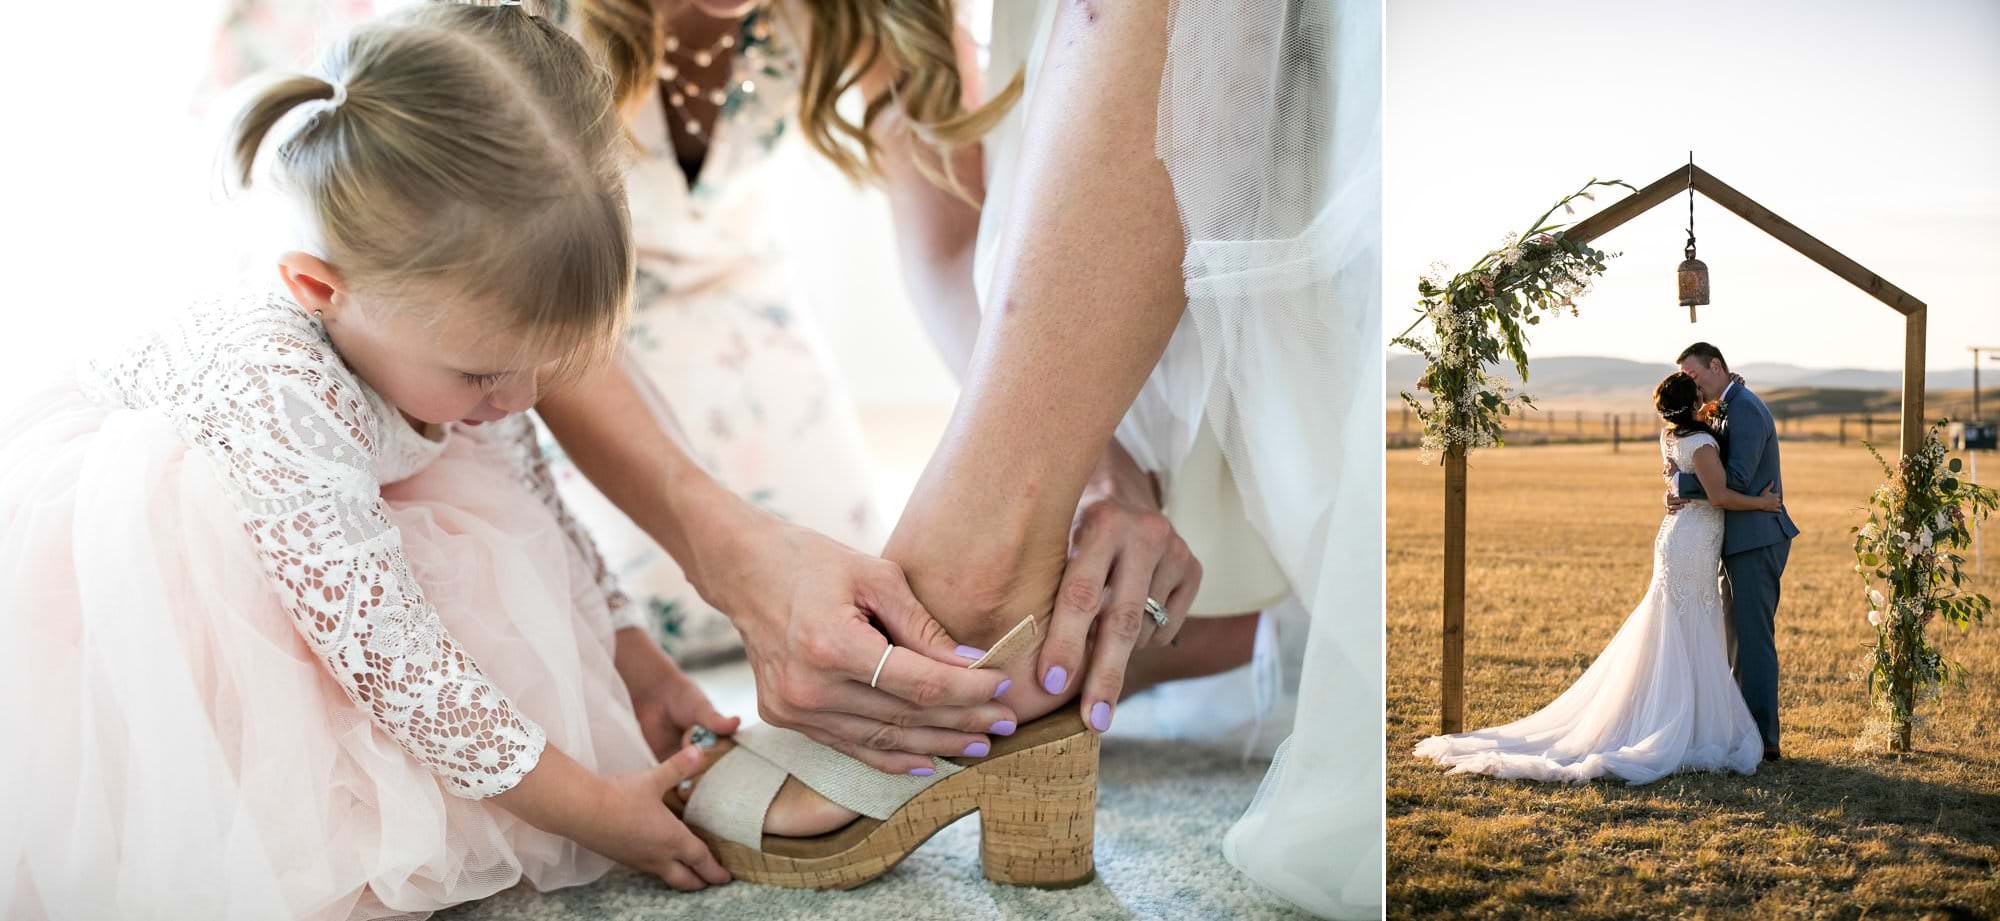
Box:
[1385,408,1908,451]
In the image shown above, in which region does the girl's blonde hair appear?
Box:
[580,0,1020,196]
[231,1,633,381]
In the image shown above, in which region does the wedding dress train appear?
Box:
[1414,432,1763,784]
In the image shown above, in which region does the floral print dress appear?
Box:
[543,4,885,663]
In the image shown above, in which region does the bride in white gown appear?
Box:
[1415,371,1775,785]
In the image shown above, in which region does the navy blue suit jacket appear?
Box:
[1675,384,1801,556]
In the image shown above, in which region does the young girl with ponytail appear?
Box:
[1,4,743,917]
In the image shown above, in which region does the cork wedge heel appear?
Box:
[677,612,1099,889]
[690,707,1098,890]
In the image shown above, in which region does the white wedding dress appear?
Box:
[1414,431,1764,785]
[979,1,1380,915]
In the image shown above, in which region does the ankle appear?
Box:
[1122,613,1259,698]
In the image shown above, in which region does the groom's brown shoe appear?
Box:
[1763,746,1783,762]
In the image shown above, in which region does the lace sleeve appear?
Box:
[1671,432,1718,470]
[484,414,647,633]
[193,335,548,799]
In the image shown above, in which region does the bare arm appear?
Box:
[865,26,989,380]
[883,0,1185,673]
[536,357,1011,775]
[536,354,743,601]
[1691,443,1780,511]
[865,10,1201,724]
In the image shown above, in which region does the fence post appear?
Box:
[1612,414,1621,453]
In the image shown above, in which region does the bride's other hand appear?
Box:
[1760,483,1782,511]
[1040,441,1201,732]
[711,517,1016,775]
[615,627,741,760]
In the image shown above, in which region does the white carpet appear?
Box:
[437,661,1312,921]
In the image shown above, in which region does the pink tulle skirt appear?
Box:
[1,382,659,920]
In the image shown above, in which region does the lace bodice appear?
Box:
[1664,430,1719,476]
[76,290,633,798]
[1656,431,1724,611]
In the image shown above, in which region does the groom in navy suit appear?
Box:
[1666,342,1800,760]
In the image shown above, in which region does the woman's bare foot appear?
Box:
[663,727,864,837]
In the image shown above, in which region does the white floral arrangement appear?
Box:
[1393,180,1629,464]
[1852,423,1997,752]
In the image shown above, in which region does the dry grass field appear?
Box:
[1387,441,2000,920]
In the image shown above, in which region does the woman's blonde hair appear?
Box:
[231,1,633,381]
[580,0,1020,196]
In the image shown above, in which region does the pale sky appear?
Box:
[1385,0,2000,376]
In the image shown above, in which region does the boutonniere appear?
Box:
[1698,399,1730,425]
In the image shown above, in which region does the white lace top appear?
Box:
[76,289,642,799]
[1664,430,1719,475]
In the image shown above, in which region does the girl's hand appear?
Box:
[490,743,728,891]
[615,627,740,760]
[588,745,734,891]
[1761,483,1782,512]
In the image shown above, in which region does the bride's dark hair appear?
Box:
[1654,371,1718,440]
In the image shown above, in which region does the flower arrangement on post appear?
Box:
[1852,422,1998,753]
[1391,179,1631,463]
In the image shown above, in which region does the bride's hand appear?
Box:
[1040,442,1201,731]
[615,627,741,760]
[706,516,1016,774]
[1761,483,1782,511]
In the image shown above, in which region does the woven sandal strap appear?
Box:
[684,746,790,850]
[684,617,1038,850]
[728,721,965,820]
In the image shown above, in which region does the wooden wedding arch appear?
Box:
[1438,163,1929,733]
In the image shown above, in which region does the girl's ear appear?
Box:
[276,252,345,321]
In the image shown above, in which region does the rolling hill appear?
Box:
[1386,353,1986,411]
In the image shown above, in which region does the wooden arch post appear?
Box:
[1438,163,1927,734]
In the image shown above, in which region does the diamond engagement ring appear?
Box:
[1144,596,1168,627]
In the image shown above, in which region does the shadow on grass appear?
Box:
[1390,750,2000,919]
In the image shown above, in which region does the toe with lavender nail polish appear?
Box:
[962,740,991,758]
[990,719,1016,736]
[1042,665,1068,695]
[954,644,987,661]
[992,678,1012,699]
[909,766,935,777]
[1090,700,1112,732]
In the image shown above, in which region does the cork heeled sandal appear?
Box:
[676,615,1098,890]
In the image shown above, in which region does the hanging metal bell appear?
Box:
[1677,233,1709,322]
